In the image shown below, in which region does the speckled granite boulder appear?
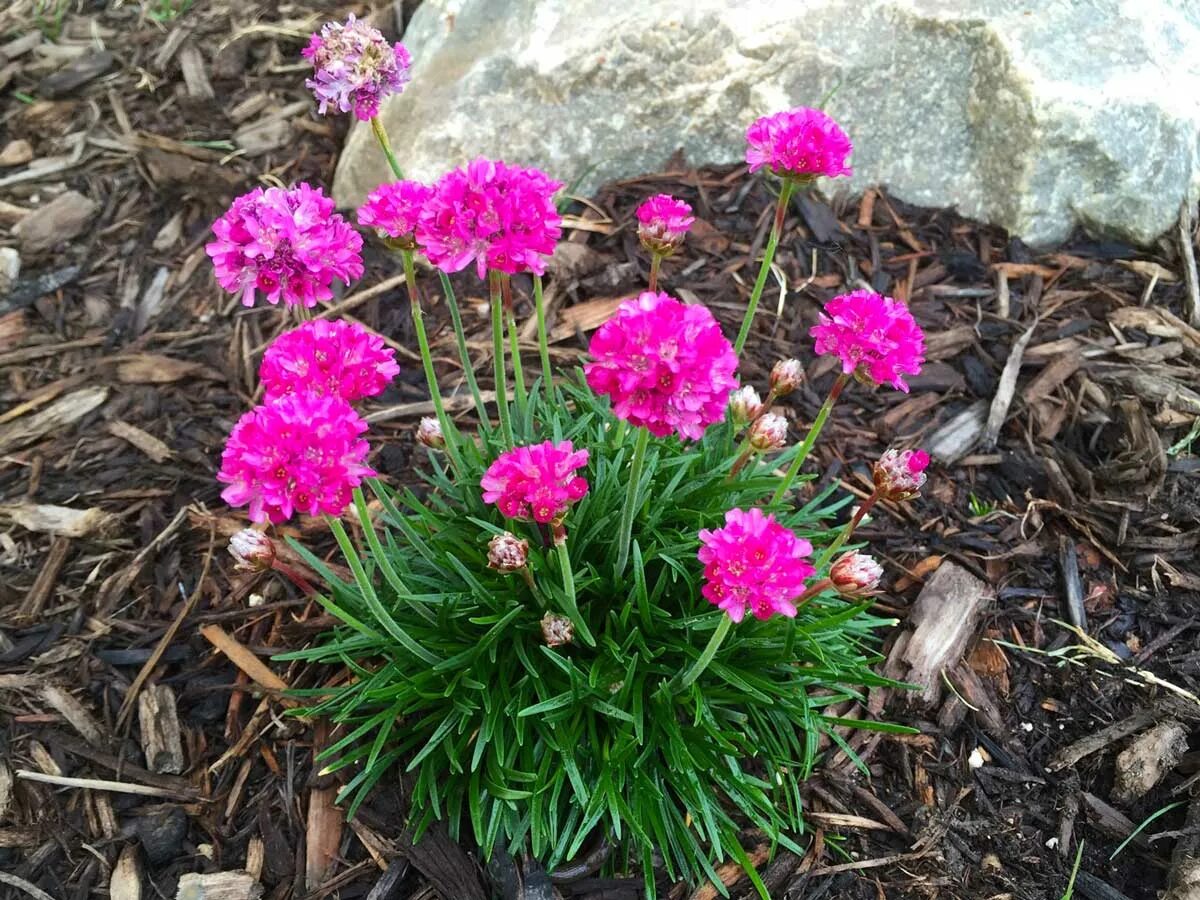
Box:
[332,0,1200,246]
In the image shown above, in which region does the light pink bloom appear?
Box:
[415,416,445,449]
[480,440,589,524]
[748,412,787,451]
[303,15,411,120]
[636,193,694,256]
[697,508,814,622]
[872,448,930,501]
[218,392,375,524]
[487,532,529,572]
[810,290,925,391]
[228,528,276,571]
[540,612,574,647]
[585,292,739,440]
[357,180,433,248]
[206,184,363,309]
[830,551,883,597]
[260,319,398,403]
[770,358,804,396]
[417,158,562,278]
[745,106,853,181]
[729,386,763,426]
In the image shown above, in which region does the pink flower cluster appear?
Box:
[697,508,814,622]
[810,290,925,391]
[260,320,398,404]
[745,106,853,181]
[872,448,930,500]
[585,292,739,440]
[417,158,563,278]
[481,440,589,524]
[218,392,375,524]
[303,15,411,120]
[357,180,432,248]
[206,184,363,309]
[636,194,694,256]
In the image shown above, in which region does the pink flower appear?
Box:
[636,193,694,256]
[770,359,804,396]
[357,180,432,248]
[829,551,883,597]
[729,386,763,426]
[487,532,529,572]
[809,290,925,391]
[260,319,398,404]
[585,292,739,440]
[417,158,562,278]
[206,184,363,309]
[303,15,411,120]
[747,412,788,451]
[697,508,814,622]
[872,448,930,501]
[745,107,853,181]
[228,528,276,572]
[218,392,375,524]
[480,440,589,524]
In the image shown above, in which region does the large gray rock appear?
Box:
[333,0,1200,247]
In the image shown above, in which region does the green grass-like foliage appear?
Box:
[279,373,902,896]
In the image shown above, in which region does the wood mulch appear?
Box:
[3,3,1200,899]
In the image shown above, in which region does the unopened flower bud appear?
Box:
[229,528,276,572]
[635,194,694,258]
[829,551,883,597]
[541,612,574,647]
[770,358,804,396]
[729,386,764,425]
[748,412,788,451]
[872,448,930,501]
[487,532,529,573]
[416,417,445,450]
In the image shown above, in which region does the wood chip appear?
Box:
[199,625,290,698]
[1114,720,1188,803]
[0,503,111,538]
[1048,710,1157,772]
[926,400,988,464]
[0,385,107,453]
[13,190,98,253]
[110,845,142,900]
[0,139,33,167]
[41,685,104,745]
[983,322,1036,448]
[176,872,263,900]
[305,785,343,890]
[108,419,173,463]
[1022,353,1082,404]
[19,536,70,618]
[116,353,223,383]
[138,684,186,775]
[178,45,214,99]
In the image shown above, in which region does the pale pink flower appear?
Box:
[206,184,363,309]
[260,319,398,403]
[829,551,883,597]
[745,106,853,181]
[585,291,739,440]
[218,392,375,524]
[487,532,529,572]
[810,290,925,391]
[417,158,562,278]
[228,528,276,571]
[357,180,432,248]
[480,440,589,524]
[697,508,814,622]
[303,15,411,120]
[872,448,930,501]
[540,612,574,647]
[636,193,694,256]
[748,412,788,451]
[729,386,764,426]
[415,416,445,450]
[770,358,804,396]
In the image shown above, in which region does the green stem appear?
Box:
[678,615,734,691]
[615,427,651,578]
[554,541,594,647]
[534,275,553,404]
[370,115,404,180]
[501,274,527,428]
[648,253,662,292]
[771,374,848,505]
[813,493,879,571]
[438,272,492,439]
[489,271,513,448]
[734,178,796,355]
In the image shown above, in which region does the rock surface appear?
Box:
[333,0,1200,246]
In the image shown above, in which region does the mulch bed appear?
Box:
[3,4,1200,900]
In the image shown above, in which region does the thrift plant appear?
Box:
[209,15,931,898]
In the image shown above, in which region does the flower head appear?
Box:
[228,529,276,572]
[748,412,788,451]
[729,385,763,426]
[218,393,375,524]
[829,551,883,597]
[540,612,574,647]
[745,106,853,181]
[487,532,529,573]
[415,416,445,450]
[636,193,694,257]
[810,290,925,391]
[480,440,589,524]
[872,448,930,501]
[357,180,432,249]
[585,292,739,440]
[770,358,804,396]
[260,319,398,403]
[303,15,411,120]
[417,158,562,278]
[697,508,814,622]
[206,184,363,309]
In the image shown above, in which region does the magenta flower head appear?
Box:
[745,106,853,182]
[302,15,411,120]
[585,292,739,440]
[697,508,814,622]
[260,319,398,404]
[206,184,363,309]
[218,393,375,524]
[636,194,694,257]
[810,290,925,392]
[829,551,884,597]
[417,158,563,279]
[481,440,589,524]
[872,448,930,501]
[357,180,433,249]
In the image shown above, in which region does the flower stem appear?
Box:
[615,426,650,578]
[771,374,848,504]
[438,272,492,439]
[554,541,594,647]
[648,253,662,292]
[500,277,528,426]
[813,492,879,571]
[370,115,404,180]
[734,177,796,355]
[489,271,513,448]
[534,275,553,403]
[678,614,734,691]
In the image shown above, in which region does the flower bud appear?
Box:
[540,612,575,647]
[416,417,445,450]
[829,551,883,597]
[770,358,804,396]
[229,528,276,572]
[872,448,930,501]
[635,194,693,258]
[487,532,529,573]
[729,386,764,426]
[748,412,787,451]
